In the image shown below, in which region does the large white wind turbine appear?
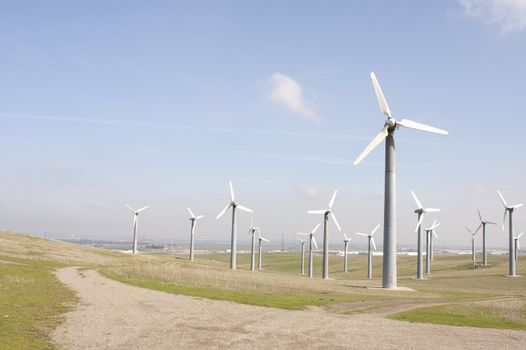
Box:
[464,225,481,264]
[515,232,523,262]
[498,191,523,277]
[476,209,497,266]
[308,190,341,279]
[187,208,204,262]
[125,204,149,255]
[424,220,441,274]
[257,231,270,271]
[411,191,440,279]
[356,224,380,279]
[353,72,448,288]
[297,223,320,278]
[216,180,253,270]
[342,233,352,273]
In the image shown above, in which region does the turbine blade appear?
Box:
[502,209,507,231]
[328,190,338,209]
[477,209,483,222]
[518,232,524,239]
[311,223,321,234]
[195,215,204,220]
[431,222,442,230]
[497,190,508,208]
[187,207,195,218]
[512,203,524,209]
[237,205,253,213]
[474,223,482,234]
[355,232,369,237]
[229,180,235,202]
[371,237,377,251]
[261,237,270,243]
[296,238,304,243]
[486,221,497,225]
[371,224,381,235]
[432,230,438,239]
[330,212,342,231]
[308,210,326,214]
[312,236,318,249]
[415,213,425,232]
[137,206,149,213]
[297,232,309,236]
[216,204,231,219]
[353,126,389,165]
[344,233,349,241]
[125,204,136,214]
[397,119,449,136]
[370,72,392,118]
[424,208,440,213]
[464,226,474,234]
[411,191,423,209]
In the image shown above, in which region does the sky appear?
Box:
[0,0,525,249]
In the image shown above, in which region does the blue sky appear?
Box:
[0,0,525,248]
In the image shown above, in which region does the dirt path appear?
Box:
[52,267,526,350]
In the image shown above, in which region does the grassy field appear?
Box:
[1,229,526,349]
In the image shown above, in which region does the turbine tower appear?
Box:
[342,233,352,273]
[257,231,270,271]
[356,224,380,279]
[498,190,523,277]
[187,208,204,262]
[424,220,441,274]
[248,216,259,272]
[476,209,497,266]
[515,232,523,262]
[125,204,149,255]
[353,72,448,288]
[297,223,320,278]
[464,225,481,264]
[216,180,253,270]
[308,191,341,279]
[411,191,440,280]
[296,238,306,275]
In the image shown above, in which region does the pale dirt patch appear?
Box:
[52,267,526,350]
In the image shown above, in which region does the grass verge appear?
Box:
[0,258,77,349]
[390,303,526,330]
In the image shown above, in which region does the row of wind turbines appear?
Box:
[124,72,523,288]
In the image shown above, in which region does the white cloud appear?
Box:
[457,0,526,32]
[267,73,319,123]
[296,185,320,198]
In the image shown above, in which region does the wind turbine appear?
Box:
[308,190,341,279]
[216,180,253,270]
[125,204,149,255]
[342,233,352,273]
[515,232,523,262]
[356,224,380,279]
[297,223,320,278]
[353,72,448,288]
[464,225,482,264]
[296,237,306,275]
[476,209,497,266]
[424,220,441,274]
[187,208,204,262]
[497,191,523,277]
[248,216,260,272]
[257,231,270,271]
[411,191,440,279]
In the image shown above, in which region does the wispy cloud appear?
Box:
[296,185,320,198]
[267,73,319,123]
[457,0,526,33]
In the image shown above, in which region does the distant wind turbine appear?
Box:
[125,204,149,255]
[424,220,441,274]
[497,191,523,277]
[297,223,320,278]
[356,224,380,279]
[464,225,481,264]
[342,233,351,273]
[308,190,341,279]
[216,180,253,270]
[257,231,270,271]
[515,233,523,262]
[296,237,306,275]
[411,191,440,279]
[353,72,448,288]
[476,209,497,266]
[187,208,204,262]
[248,216,259,272]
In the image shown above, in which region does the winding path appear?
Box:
[52,267,526,349]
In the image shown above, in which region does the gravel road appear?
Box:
[52,267,526,349]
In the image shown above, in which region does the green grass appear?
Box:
[0,257,77,349]
[391,303,526,330]
[101,269,380,310]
